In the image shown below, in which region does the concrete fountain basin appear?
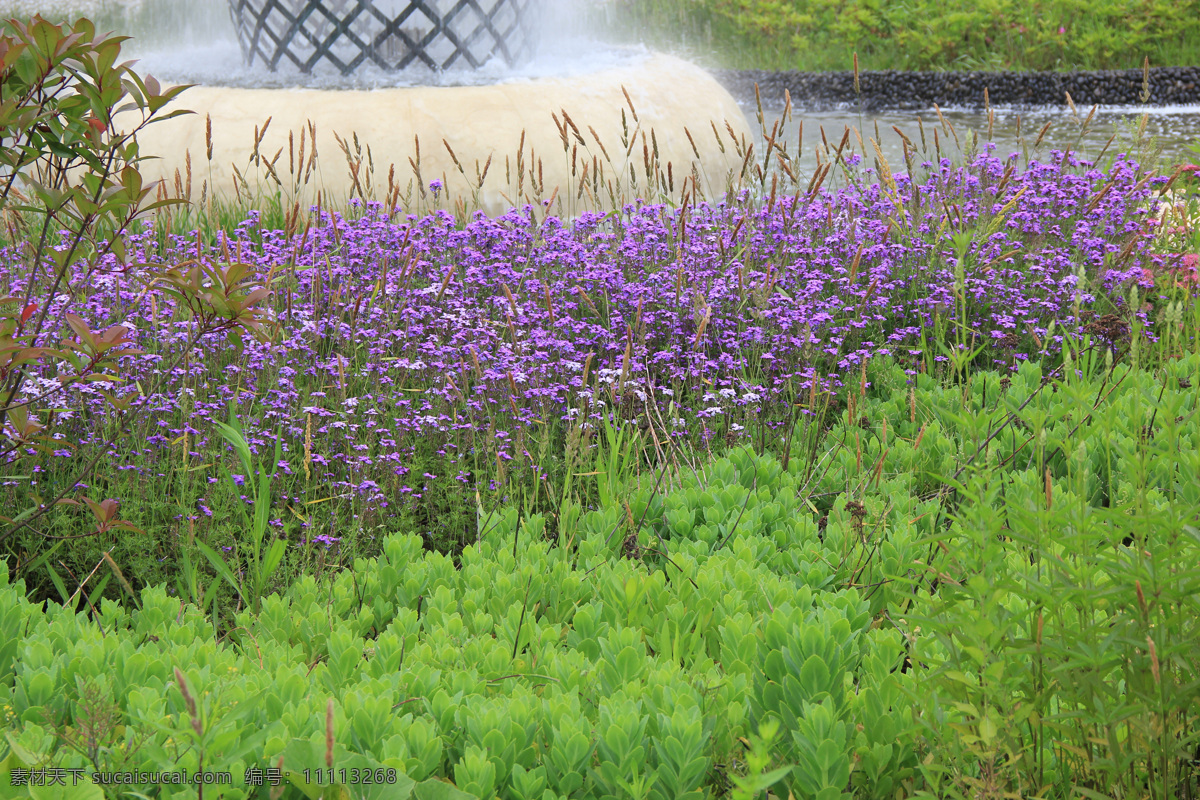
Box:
[127,52,754,215]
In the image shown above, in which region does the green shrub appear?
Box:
[597,0,1200,71]
[4,354,1198,798]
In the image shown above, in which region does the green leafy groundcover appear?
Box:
[2,355,1199,799]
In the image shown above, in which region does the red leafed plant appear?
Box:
[0,16,275,553]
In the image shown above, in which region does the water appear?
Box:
[26,0,637,89]
[132,34,650,90]
[5,0,1198,170]
[745,100,1200,179]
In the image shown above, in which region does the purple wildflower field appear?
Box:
[2,146,1192,554]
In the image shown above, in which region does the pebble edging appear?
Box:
[716,65,1200,110]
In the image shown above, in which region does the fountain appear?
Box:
[227,0,538,74]
[75,0,754,215]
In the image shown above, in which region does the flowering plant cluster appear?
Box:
[1,144,1192,576]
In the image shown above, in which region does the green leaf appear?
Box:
[281,739,325,800]
[340,755,414,800]
[282,768,326,800]
[28,779,104,800]
[195,541,245,605]
[282,739,416,800]
[214,420,255,478]
[44,564,72,608]
[799,654,831,699]
[0,748,29,796]
[4,734,44,769]
[413,780,475,800]
[18,543,63,580]
[262,539,286,582]
[745,764,794,793]
[978,713,997,745]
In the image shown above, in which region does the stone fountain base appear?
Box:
[127,54,754,216]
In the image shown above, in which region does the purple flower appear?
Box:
[7,149,1176,548]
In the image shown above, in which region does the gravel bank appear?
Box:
[716,66,1200,110]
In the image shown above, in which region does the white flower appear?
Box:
[595,368,621,386]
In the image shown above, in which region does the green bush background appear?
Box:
[594,0,1200,71]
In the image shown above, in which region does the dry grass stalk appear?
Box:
[588,125,611,162]
[848,244,865,284]
[325,699,335,768]
[933,103,950,136]
[1147,636,1160,685]
[692,306,711,348]
[1032,121,1053,149]
[553,111,569,151]
[305,121,319,184]
[620,85,639,123]
[709,121,725,155]
[870,137,897,195]
[174,668,202,736]
[561,109,584,146]
[618,327,632,395]
[304,412,313,481]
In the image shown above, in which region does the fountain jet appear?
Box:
[92,0,754,215]
[228,0,537,75]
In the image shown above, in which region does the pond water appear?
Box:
[745,100,1200,179]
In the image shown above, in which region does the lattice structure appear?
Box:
[227,0,538,75]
